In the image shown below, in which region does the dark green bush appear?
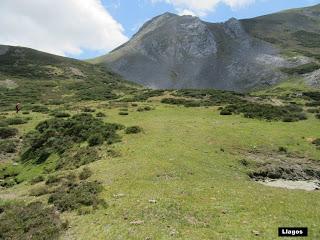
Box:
[125,126,143,134]
[0,166,20,180]
[45,174,62,185]
[79,167,93,180]
[305,101,320,107]
[0,140,17,153]
[21,114,122,164]
[88,134,104,146]
[0,178,17,188]
[52,112,70,118]
[48,181,104,212]
[30,175,45,184]
[123,90,165,102]
[293,30,320,48]
[137,106,152,112]
[220,109,232,115]
[6,117,28,125]
[32,105,50,113]
[96,112,106,118]
[303,92,320,101]
[280,63,320,75]
[220,103,306,122]
[0,127,18,139]
[312,139,320,146]
[22,111,30,115]
[118,111,128,115]
[278,146,288,153]
[82,107,95,113]
[0,120,8,127]
[0,201,66,240]
[307,108,320,113]
[56,147,99,170]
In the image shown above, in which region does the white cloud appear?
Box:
[0,0,128,56]
[177,9,197,16]
[151,0,255,16]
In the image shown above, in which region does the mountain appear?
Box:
[91,4,320,91]
[0,45,138,110]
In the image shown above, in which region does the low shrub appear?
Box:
[118,111,128,115]
[52,112,70,118]
[45,174,62,185]
[0,201,67,240]
[303,92,320,101]
[29,186,51,196]
[305,101,320,107]
[0,120,8,127]
[239,159,249,166]
[0,140,17,154]
[0,178,17,188]
[307,108,320,113]
[137,106,152,112]
[0,127,18,139]
[21,114,122,165]
[30,175,45,184]
[88,134,104,146]
[280,63,320,75]
[48,181,104,212]
[82,107,95,113]
[220,109,232,115]
[6,117,28,125]
[96,112,106,118]
[219,103,306,122]
[32,105,50,113]
[312,138,320,146]
[125,126,143,134]
[79,167,93,180]
[22,111,30,115]
[0,166,20,180]
[278,146,288,153]
[57,147,100,170]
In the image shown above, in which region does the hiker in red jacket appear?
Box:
[16,103,21,113]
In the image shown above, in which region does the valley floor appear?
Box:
[1,101,320,239]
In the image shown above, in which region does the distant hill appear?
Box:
[0,45,138,110]
[242,4,320,56]
[91,4,320,92]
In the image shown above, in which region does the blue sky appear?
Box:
[103,0,317,36]
[1,0,319,59]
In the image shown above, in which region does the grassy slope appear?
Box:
[242,4,320,57]
[2,100,320,239]
[0,45,139,111]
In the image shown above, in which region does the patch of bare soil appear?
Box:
[242,151,320,190]
[260,179,319,191]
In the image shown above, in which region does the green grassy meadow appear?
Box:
[1,99,320,239]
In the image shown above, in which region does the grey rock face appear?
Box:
[0,45,9,56]
[95,13,289,92]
